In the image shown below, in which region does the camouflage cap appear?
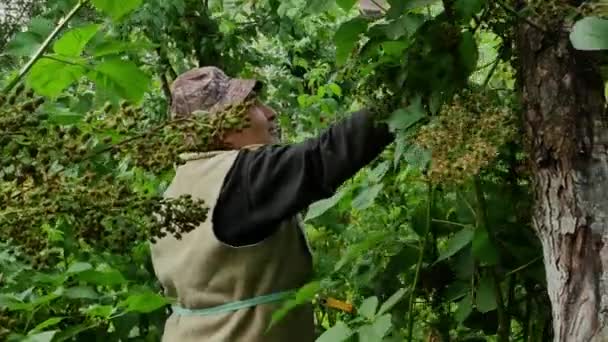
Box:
[169,66,261,119]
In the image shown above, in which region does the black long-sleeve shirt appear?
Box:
[213,109,394,246]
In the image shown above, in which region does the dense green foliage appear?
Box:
[0,0,607,341]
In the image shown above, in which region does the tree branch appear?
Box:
[2,1,86,94]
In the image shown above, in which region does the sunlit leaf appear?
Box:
[352,184,383,210]
[89,59,150,102]
[22,330,58,342]
[120,292,170,313]
[316,322,354,342]
[91,0,143,20]
[31,317,64,333]
[26,57,85,98]
[66,262,93,274]
[358,314,392,341]
[570,17,608,51]
[305,189,347,221]
[53,24,100,56]
[377,288,406,315]
[359,296,379,320]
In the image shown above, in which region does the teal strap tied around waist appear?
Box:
[171,290,295,316]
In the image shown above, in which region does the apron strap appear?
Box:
[171,290,295,316]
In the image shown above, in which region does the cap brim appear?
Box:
[210,78,260,113]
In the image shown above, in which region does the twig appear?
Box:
[2,1,86,94]
[505,256,542,277]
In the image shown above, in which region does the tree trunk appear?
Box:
[516,13,608,342]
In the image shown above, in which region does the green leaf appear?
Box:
[476,276,497,313]
[4,17,53,57]
[316,322,354,342]
[84,304,115,318]
[31,317,64,333]
[454,0,485,23]
[377,288,407,316]
[269,281,320,329]
[26,57,85,98]
[472,227,499,265]
[22,330,58,342]
[455,294,473,322]
[570,17,608,51]
[120,292,170,313]
[92,40,157,57]
[337,0,358,11]
[53,24,100,56]
[305,189,347,221]
[91,0,143,20]
[358,314,393,341]
[77,265,126,286]
[352,184,384,210]
[66,262,93,274]
[437,227,474,262]
[334,18,368,65]
[385,96,426,132]
[89,59,150,102]
[62,286,99,299]
[359,296,379,320]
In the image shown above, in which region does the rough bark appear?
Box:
[516,15,608,342]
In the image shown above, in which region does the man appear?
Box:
[150,66,394,342]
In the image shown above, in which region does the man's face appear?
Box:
[224,99,279,147]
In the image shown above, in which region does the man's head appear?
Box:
[170,66,278,148]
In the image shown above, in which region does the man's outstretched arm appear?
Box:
[214,109,394,246]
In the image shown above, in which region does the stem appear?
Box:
[2,1,86,94]
[473,177,509,342]
[407,182,433,341]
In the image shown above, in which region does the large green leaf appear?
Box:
[120,292,170,313]
[22,331,58,342]
[437,227,474,262]
[385,96,426,132]
[475,276,497,313]
[31,317,65,333]
[570,17,608,51]
[472,227,498,265]
[53,24,100,56]
[89,59,150,102]
[352,184,384,210]
[305,190,347,222]
[334,18,368,65]
[359,296,379,320]
[91,0,143,20]
[377,288,407,316]
[316,322,354,342]
[66,262,93,274]
[455,294,473,323]
[26,57,85,98]
[77,265,126,286]
[358,314,392,342]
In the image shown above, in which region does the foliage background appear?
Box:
[0,0,606,341]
